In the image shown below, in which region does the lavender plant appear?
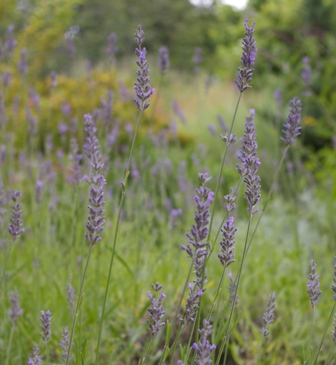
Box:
[94,25,154,365]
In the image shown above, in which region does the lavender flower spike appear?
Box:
[281,97,302,146]
[260,292,276,336]
[192,319,216,365]
[8,291,23,325]
[307,260,322,308]
[8,190,24,242]
[235,20,257,92]
[40,310,52,342]
[28,345,42,365]
[134,25,155,111]
[158,46,170,75]
[83,114,106,245]
[60,326,73,363]
[236,110,261,214]
[218,216,236,267]
[147,283,166,336]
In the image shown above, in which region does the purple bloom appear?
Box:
[8,190,24,242]
[68,139,82,186]
[235,20,257,92]
[40,310,52,342]
[28,345,42,365]
[223,187,236,213]
[218,217,236,267]
[281,97,302,146]
[147,283,166,336]
[228,271,238,308]
[35,180,43,204]
[192,319,216,365]
[101,90,113,127]
[29,88,40,112]
[2,71,11,88]
[236,110,261,214]
[133,25,155,111]
[83,114,105,245]
[8,291,23,325]
[181,173,213,323]
[192,47,203,74]
[106,33,118,64]
[301,56,312,97]
[158,46,170,74]
[332,258,336,301]
[66,275,76,314]
[18,48,28,75]
[4,25,17,59]
[307,260,322,308]
[172,100,186,124]
[260,292,276,336]
[60,326,73,363]
[50,71,57,90]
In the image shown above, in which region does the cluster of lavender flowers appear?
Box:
[236,110,261,215]
[181,172,214,323]
[8,190,24,242]
[192,320,216,365]
[235,20,257,92]
[147,282,166,336]
[83,114,106,245]
[307,260,322,308]
[133,25,155,111]
[281,97,302,146]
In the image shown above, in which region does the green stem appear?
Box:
[207,92,242,243]
[304,308,315,365]
[312,302,336,365]
[65,242,94,365]
[94,110,143,365]
[141,337,154,365]
[5,323,14,365]
[246,145,290,253]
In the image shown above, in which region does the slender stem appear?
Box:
[304,308,315,365]
[94,110,143,365]
[5,323,14,365]
[255,337,265,365]
[168,323,183,365]
[246,145,290,253]
[312,302,336,365]
[141,337,154,365]
[65,242,94,365]
[207,92,242,243]
[215,214,252,365]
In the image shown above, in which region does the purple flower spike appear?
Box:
[40,310,52,343]
[83,114,105,245]
[281,97,302,146]
[8,291,23,325]
[236,110,261,215]
[158,46,170,75]
[28,345,42,365]
[260,292,276,336]
[218,217,236,267]
[307,260,322,308]
[106,33,118,64]
[133,25,155,111]
[147,283,166,336]
[235,20,257,92]
[18,48,28,75]
[192,319,216,365]
[8,190,24,242]
[5,25,17,59]
[60,326,73,363]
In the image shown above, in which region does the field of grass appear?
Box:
[1,21,336,365]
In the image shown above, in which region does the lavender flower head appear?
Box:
[8,291,23,325]
[218,216,236,267]
[235,20,257,92]
[28,345,42,365]
[307,260,322,308]
[147,283,166,336]
[158,46,170,75]
[281,97,302,146]
[260,292,276,336]
[181,173,214,323]
[60,326,73,364]
[8,190,24,242]
[224,187,236,213]
[106,33,118,64]
[236,110,261,215]
[68,139,82,185]
[301,56,312,97]
[5,25,17,59]
[40,310,52,342]
[18,48,28,76]
[192,319,216,365]
[133,25,155,111]
[83,114,105,245]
